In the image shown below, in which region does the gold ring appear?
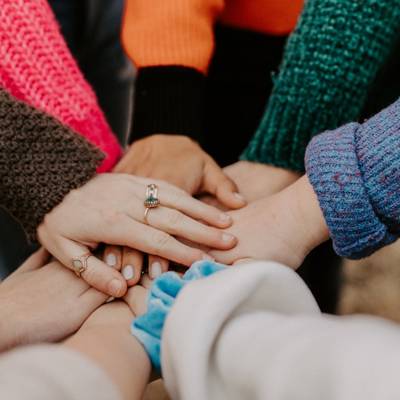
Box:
[144,207,151,224]
[144,184,160,224]
[72,253,92,278]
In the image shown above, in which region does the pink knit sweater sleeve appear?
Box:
[0,0,122,172]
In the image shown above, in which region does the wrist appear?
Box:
[293,175,329,252]
[66,326,150,400]
[0,303,22,351]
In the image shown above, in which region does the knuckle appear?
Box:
[166,209,183,227]
[81,264,98,284]
[152,231,171,250]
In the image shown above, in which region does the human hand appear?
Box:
[0,248,108,352]
[224,161,301,203]
[114,135,246,209]
[38,174,235,297]
[102,245,168,286]
[209,176,329,269]
[111,135,247,281]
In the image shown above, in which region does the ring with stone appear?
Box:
[144,184,160,223]
[71,253,92,278]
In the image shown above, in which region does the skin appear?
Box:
[209,176,330,269]
[108,135,247,282]
[201,161,301,210]
[0,248,108,352]
[65,283,151,400]
[38,173,236,297]
[107,156,300,282]
[114,135,246,208]
[223,161,301,203]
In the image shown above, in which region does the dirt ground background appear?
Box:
[144,241,400,399]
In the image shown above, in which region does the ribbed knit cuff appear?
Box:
[242,0,400,172]
[305,99,400,259]
[0,89,104,242]
[130,66,206,144]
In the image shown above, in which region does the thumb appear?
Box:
[202,159,246,209]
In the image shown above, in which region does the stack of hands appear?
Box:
[0,134,330,399]
[36,134,329,301]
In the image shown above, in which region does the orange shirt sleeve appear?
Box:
[122,0,225,74]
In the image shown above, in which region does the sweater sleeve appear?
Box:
[122,0,224,142]
[0,345,120,400]
[305,98,400,259]
[0,89,104,242]
[242,0,400,172]
[162,261,400,400]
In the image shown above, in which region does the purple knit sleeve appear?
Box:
[305,99,400,259]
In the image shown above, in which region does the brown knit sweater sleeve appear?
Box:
[0,89,104,241]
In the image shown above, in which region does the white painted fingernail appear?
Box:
[222,233,235,243]
[106,253,117,267]
[220,213,232,222]
[122,265,134,280]
[150,262,162,279]
[234,192,245,202]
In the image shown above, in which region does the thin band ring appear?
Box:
[71,253,92,278]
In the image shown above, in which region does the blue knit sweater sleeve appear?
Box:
[305,98,400,259]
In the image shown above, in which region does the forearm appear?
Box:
[243,0,400,171]
[65,326,150,400]
[290,175,329,253]
[0,89,103,241]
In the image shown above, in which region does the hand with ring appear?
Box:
[37,174,237,297]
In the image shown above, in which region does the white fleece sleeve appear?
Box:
[161,260,400,400]
[0,345,120,400]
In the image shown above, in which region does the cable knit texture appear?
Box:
[131,260,226,371]
[243,0,400,172]
[306,98,400,259]
[0,89,103,242]
[0,0,121,172]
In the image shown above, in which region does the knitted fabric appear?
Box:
[0,89,103,242]
[0,0,121,172]
[306,98,400,259]
[131,260,226,371]
[122,0,303,74]
[243,0,400,172]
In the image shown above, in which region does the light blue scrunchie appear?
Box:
[131,260,226,371]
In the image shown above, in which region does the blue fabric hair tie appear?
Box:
[131,260,226,371]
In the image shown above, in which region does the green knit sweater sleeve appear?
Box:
[242,0,400,172]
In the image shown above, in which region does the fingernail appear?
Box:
[106,253,117,267]
[234,192,245,203]
[108,279,123,297]
[150,262,162,279]
[220,213,232,222]
[222,233,235,243]
[202,254,215,261]
[122,265,134,280]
